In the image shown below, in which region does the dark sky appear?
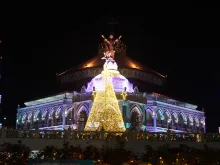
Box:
[0,7,219,132]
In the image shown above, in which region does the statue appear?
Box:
[101,34,122,59]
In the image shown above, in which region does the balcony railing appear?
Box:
[1,129,219,142]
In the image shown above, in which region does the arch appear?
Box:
[27,112,32,120]
[194,116,199,127]
[48,108,55,116]
[48,108,55,120]
[178,112,186,125]
[76,104,89,116]
[34,109,40,120]
[163,109,171,119]
[156,107,164,120]
[130,106,143,129]
[187,114,194,127]
[194,116,199,124]
[146,107,153,116]
[75,104,89,121]
[188,115,193,123]
[146,107,153,122]
[130,106,142,122]
[41,109,48,118]
[65,105,73,116]
[179,112,187,122]
[21,113,27,123]
[55,107,63,116]
[130,105,142,116]
[41,109,49,121]
[33,109,42,122]
[171,111,178,123]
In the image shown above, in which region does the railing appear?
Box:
[0,129,216,143]
[1,129,220,142]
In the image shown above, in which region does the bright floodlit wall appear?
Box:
[16,89,205,133]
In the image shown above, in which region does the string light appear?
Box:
[85,62,126,132]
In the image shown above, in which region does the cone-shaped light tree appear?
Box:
[85,61,126,132]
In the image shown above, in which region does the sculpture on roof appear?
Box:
[101,34,122,60]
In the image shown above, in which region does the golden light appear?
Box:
[85,63,93,68]
[84,65,125,132]
[121,91,127,100]
[132,64,138,68]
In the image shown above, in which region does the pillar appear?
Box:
[62,112,66,130]
[152,106,157,132]
[203,117,206,133]
[153,115,157,132]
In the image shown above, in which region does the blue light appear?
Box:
[126,123,131,128]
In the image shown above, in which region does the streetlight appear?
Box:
[4,117,6,120]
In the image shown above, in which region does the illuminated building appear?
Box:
[16,34,205,133]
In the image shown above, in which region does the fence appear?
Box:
[1,129,220,143]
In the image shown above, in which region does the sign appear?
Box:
[219,127,220,133]
[28,160,94,165]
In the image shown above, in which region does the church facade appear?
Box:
[16,34,205,133]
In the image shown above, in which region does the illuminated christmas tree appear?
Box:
[84,61,126,132]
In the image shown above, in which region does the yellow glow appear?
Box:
[121,91,127,100]
[92,90,96,99]
[85,65,126,132]
[132,64,138,68]
[85,63,93,68]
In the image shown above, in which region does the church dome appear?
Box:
[86,61,134,93]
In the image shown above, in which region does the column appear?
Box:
[62,112,66,130]
[153,115,157,132]
[62,95,68,130]
[152,106,157,132]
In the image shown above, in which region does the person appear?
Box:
[101,34,122,59]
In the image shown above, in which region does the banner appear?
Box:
[28,160,94,165]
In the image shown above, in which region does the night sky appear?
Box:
[0,7,219,132]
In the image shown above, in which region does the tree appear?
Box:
[0,141,30,164]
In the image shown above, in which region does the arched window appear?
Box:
[130,106,142,130]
